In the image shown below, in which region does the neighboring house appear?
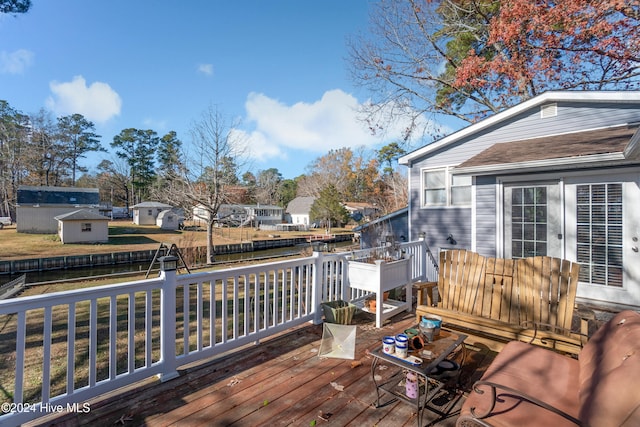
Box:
[16,186,102,234]
[399,91,640,309]
[192,204,283,227]
[343,202,380,222]
[54,209,109,244]
[353,207,408,249]
[245,204,283,226]
[285,196,315,226]
[131,202,174,225]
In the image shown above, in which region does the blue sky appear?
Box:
[0,0,426,180]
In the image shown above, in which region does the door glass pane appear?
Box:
[576,183,623,287]
[510,186,548,258]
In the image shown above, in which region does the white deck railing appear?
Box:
[0,239,434,425]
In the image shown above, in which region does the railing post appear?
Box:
[419,234,428,281]
[158,256,180,382]
[340,253,350,302]
[311,251,323,325]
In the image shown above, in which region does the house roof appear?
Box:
[17,185,100,205]
[131,201,173,209]
[286,196,315,214]
[343,202,379,211]
[399,91,640,166]
[54,209,110,222]
[353,207,408,232]
[454,125,640,175]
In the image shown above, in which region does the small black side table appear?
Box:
[370,329,467,426]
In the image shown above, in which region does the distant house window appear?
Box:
[147,209,153,216]
[81,223,92,232]
[422,167,471,207]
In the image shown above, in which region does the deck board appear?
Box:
[27,311,497,427]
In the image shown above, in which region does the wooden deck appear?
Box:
[27,311,498,427]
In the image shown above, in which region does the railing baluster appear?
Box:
[221,278,228,344]
[42,306,52,403]
[128,293,135,374]
[182,283,189,354]
[233,276,239,339]
[145,290,153,368]
[196,281,203,351]
[67,303,76,394]
[109,295,117,380]
[210,280,216,346]
[89,299,98,387]
[14,311,26,404]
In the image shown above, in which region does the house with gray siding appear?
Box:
[399,91,640,309]
[353,207,408,249]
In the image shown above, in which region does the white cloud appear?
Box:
[241,89,432,164]
[197,63,214,76]
[46,75,122,124]
[243,89,378,157]
[0,49,34,74]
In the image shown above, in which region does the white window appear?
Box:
[422,167,471,207]
[576,183,623,287]
[451,174,472,206]
[81,223,92,232]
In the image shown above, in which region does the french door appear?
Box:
[503,183,563,259]
[565,175,640,306]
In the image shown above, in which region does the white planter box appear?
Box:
[347,257,412,328]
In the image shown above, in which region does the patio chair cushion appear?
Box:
[578,310,640,427]
[458,310,640,427]
[460,340,580,427]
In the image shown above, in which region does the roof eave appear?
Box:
[399,91,640,165]
[623,128,640,160]
[452,153,631,176]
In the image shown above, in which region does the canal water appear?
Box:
[1,241,355,286]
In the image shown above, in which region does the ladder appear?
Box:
[145,243,191,278]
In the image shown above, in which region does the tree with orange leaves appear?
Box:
[349,0,639,135]
[455,0,640,113]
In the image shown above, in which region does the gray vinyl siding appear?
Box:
[409,101,640,256]
[410,206,471,252]
[474,176,497,257]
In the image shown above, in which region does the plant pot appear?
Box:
[365,297,376,312]
[321,300,356,324]
[347,258,411,293]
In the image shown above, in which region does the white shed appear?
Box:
[54,209,109,244]
[131,202,173,225]
[156,209,183,230]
